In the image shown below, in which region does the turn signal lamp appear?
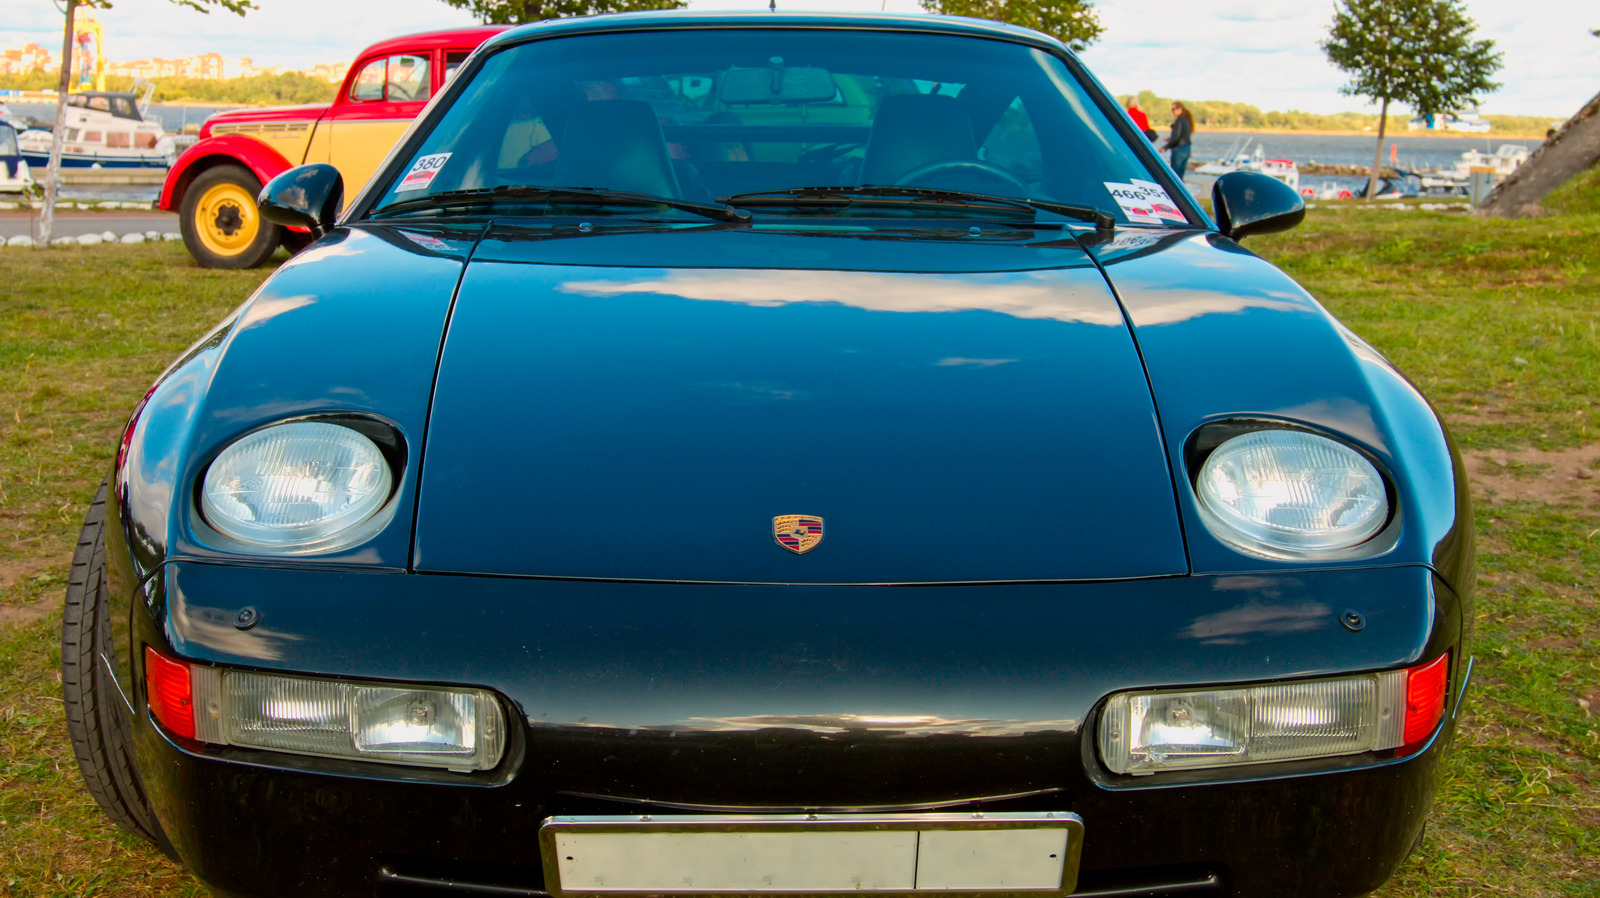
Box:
[143,648,504,772]
[144,647,195,740]
[1099,655,1449,775]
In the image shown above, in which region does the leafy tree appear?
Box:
[439,0,685,24]
[918,0,1102,52]
[1322,0,1501,199]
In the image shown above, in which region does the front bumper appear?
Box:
[131,562,1464,898]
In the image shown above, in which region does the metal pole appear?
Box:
[38,0,77,249]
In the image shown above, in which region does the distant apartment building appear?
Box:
[1,41,345,82]
[0,42,55,75]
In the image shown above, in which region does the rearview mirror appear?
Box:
[257,163,344,238]
[719,64,836,104]
[1211,171,1304,241]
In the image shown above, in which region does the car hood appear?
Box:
[200,103,329,135]
[413,225,1186,584]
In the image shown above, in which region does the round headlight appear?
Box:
[201,421,393,548]
[1195,429,1388,556]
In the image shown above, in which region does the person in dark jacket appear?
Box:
[1164,101,1194,180]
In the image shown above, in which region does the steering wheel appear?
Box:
[386,82,415,103]
[894,160,1029,196]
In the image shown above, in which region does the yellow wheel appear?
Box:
[179,164,282,269]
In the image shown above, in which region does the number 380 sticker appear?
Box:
[397,153,452,192]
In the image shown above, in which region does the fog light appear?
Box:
[1099,656,1448,775]
[180,665,504,772]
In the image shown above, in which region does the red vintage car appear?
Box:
[160,26,506,268]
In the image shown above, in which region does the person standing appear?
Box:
[1125,98,1154,141]
[1164,101,1194,180]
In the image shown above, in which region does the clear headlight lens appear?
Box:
[1099,672,1408,775]
[201,421,392,547]
[1196,429,1387,556]
[187,667,504,772]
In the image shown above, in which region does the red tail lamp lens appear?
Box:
[1400,653,1449,754]
[144,646,195,740]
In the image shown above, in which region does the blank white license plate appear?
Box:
[540,813,1083,897]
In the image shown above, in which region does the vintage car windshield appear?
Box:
[373,28,1181,224]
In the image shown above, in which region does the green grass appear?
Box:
[1,245,274,895]
[3,205,1600,895]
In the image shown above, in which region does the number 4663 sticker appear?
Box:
[1103,179,1185,224]
[398,153,452,192]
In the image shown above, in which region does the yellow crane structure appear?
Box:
[72,11,105,93]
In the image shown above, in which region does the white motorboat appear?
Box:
[1417,144,1530,196]
[1191,140,1299,192]
[17,84,174,170]
[1298,181,1354,201]
[0,120,32,192]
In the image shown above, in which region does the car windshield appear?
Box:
[372,28,1186,225]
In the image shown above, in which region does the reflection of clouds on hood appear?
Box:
[1123,288,1308,326]
[1182,599,1330,646]
[172,601,303,662]
[558,269,1125,326]
[237,294,316,332]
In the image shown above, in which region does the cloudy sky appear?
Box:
[3,0,1595,116]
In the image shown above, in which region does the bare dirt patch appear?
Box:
[0,556,53,590]
[1463,444,1600,507]
[0,599,53,628]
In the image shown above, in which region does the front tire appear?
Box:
[61,481,163,844]
[179,163,281,269]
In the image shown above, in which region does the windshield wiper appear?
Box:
[374,185,752,224]
[719,185,1116,234]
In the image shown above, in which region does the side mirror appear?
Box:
[1211,171,1304,241]
[258,163,344,237]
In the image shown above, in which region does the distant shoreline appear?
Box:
[1189,127,1549,140]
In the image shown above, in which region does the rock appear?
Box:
[1577,466,1595,480]
[51,236,77,246]
[1493,457,1510,468]
[1513,356,1530,366]
[5,235,33,248]
[98,201,119,210]
[77,233,104,245]
[0,201,19,211]
[101,230,117,243]
[76,202,93,211]
[120,201,151,210]
[144,230,161,241]
[162,232,183,242]
[120,232,146,244]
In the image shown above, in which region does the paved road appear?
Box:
[0,211,179,240]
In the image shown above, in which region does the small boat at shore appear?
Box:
[0,120,34,193]
[1190,139,1300,192]
[17,85,175,170]
[1299,181,1354,201]
[1416,144,1529,196]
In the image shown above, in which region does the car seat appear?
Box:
[855,93,976,185]
[554,99,683,198]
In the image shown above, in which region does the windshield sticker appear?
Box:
[1104,180,1183,224]
[1131,179,1187,222]
[397,153,452,192]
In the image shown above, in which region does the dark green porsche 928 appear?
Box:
[62,12,1471,898]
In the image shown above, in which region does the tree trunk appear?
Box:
[1367,97,1389,201]
[1480,89,1600,217]
[37,0,77,249]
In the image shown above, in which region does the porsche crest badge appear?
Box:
[773,514,824,554]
